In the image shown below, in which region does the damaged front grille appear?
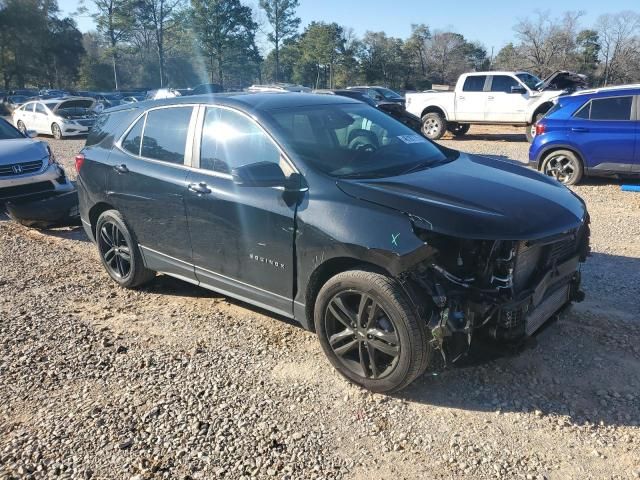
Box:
[0,160,45,177]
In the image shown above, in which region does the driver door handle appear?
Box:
[113,164,129,174]
[188,182,212,194]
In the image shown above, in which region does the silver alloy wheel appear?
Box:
[52,124,62,140]
[544,153,578,184]
[422,117,441,138]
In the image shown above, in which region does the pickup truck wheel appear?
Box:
[96,210,156,288]
[542,150,583,185]
[421,112,447,140]
[315,269,432,393]
[447,123,470,136]
[526,113,544,143]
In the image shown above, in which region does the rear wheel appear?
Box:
[315,269,431,392]
[541,149,584,185]
[16,121,26,135]
[96,210,155,288]
[51,123,63,140]
[421,112,447,140]
[447,122,470,137]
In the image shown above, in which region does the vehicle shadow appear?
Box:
[446,132,527,143]
[141,274,303,329]
[398,251,640,428]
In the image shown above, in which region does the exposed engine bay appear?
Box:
[400,217,590,363]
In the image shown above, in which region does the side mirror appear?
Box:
[26,129,37,138]
[232,161,286,187]
[510,85,527,94]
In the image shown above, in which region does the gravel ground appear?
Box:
[1,128,639,480]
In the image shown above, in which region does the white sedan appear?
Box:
[12,97,98,140]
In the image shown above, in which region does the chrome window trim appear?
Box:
[114,104,200,169]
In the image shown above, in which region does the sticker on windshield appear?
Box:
[397,134,427,144]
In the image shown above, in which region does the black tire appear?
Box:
[526,113,544,143]
[541,149,584,185]
[52,123,63,140]
[16,121,26,135]
[421,112,447,140]
[315,268,432,393]
[96,210,155,288]
[447,122,470,136]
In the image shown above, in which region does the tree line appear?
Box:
[1,0,639,92]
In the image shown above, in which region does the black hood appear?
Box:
[539,71,587,92]
[337,154,587,241]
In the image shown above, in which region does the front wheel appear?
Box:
[96,210,156,288]
[421,112,447,140]
[447,122,470,136]
[541,149,584,185]
[52,123,63,140]
[16,120,26,135]
[315,269,432,393]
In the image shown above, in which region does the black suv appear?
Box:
[77,93,589,392]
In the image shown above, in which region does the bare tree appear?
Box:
[91,0,135,89]
[135,0,184,87]
[596,11,640,85]
[514,10,584,77]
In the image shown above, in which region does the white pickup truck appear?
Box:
[406,71,586,142]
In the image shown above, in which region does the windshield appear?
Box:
[377,87,403,100]
[0,119,24,140]
[516,73,542,90]
[268,103,454,179]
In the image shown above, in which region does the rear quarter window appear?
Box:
[86,109,139,147]
[462,76,487,92]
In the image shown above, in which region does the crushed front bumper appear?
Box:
[492,255,581,339]
[0,163,73,201]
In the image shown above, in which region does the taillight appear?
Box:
[75,153,85,173]
[535,123,546,136]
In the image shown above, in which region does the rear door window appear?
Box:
[35,103,47,115]
[490,75,519,93]
[462,76,487,92]
[141,107,193,164]
[589,96,632,120]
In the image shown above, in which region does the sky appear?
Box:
[59,0,637,53]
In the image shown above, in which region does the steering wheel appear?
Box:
[347,129,379,152]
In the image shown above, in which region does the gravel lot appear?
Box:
[1,127,639,480]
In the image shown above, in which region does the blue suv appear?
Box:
[529,86,639,185]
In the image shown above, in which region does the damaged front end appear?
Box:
[400,217,590,363]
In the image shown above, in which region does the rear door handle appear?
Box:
[188,182,212,194]
[458,96,465,100]
[571,127,589,133]
[487,96,495,100]
[113,164,129,173]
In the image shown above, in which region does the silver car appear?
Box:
[11,97,97,140]
[0,119,73,202]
